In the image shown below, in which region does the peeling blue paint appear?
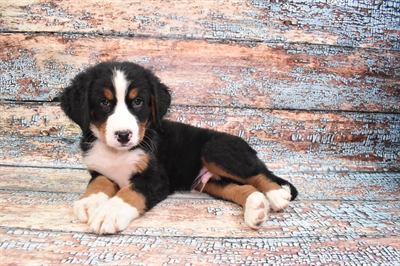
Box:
[209,64,399,111]
[249,0,400,50]
[4,0,398,49]
[0,52,78,101]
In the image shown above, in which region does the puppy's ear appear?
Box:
[146,69,171,129]
[60,72,91,134]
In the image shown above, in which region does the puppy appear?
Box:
[61,62,298,234]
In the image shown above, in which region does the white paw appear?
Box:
[88,196,140,234]
[74,192,110,223]
[266,185,291,212]
[244,192,270,229]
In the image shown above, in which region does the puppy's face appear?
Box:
[90,69,152,150]
[61,62,171,151]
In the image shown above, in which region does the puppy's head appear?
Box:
[61,62,171,150]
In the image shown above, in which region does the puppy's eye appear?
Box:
[132,98,143,108]
[100,99,111,108]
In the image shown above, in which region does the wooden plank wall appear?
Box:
[1,0,399,172]
[1,0,400,265]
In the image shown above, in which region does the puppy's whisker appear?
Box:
[139,138,154,153]
[144,135,157,152]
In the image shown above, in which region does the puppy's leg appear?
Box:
[201,134,298,212]
[74,175,119,223]
[246,173,294,212]
[196,180,269,229]
[87,167,170,234]
[202,159,297,211]
[88,186,146,235]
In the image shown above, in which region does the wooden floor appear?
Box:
[1,166,399,265]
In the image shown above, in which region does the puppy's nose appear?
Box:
[115,131,132,144]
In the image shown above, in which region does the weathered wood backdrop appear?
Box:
[1,0,399,265]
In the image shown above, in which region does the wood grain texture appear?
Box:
[1,166,399,201]
[1,189,400,239]
[2,229,399,265]
[1,102,399,172]
[1,1,399,264]
[1,187,399,265]
[1,34,399,112]
[1,0,399,50]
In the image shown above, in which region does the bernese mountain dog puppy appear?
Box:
[61,62,298,234]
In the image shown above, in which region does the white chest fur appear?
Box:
[83,140,147,188]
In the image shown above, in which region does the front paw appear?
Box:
[265,185,291,212]
[88,197,140,234]
[74,192,110,223]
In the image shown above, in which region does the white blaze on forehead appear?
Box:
[103,69,140,149]
[113,69,129,102]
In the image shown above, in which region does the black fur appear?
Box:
[61,61,298,213]
[61,70,91,134]
[158,120,298,199]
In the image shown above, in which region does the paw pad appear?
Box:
[244,192,270,229]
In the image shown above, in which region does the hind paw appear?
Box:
[265,185,291,212]
[244,192,270,229]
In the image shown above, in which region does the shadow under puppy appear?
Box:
[61,62,298,234]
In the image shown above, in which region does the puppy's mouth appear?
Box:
[103,141,139,152]
[114,142,132,148]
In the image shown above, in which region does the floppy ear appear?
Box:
[146,69,171,129]
[60,72,91,134]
